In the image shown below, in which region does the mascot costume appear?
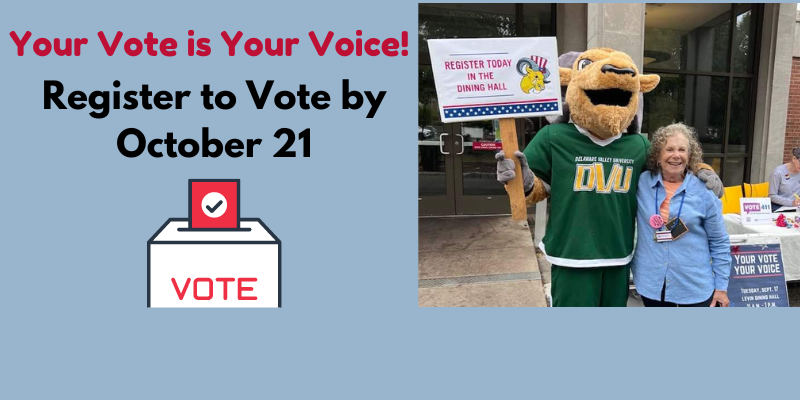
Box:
[497,48,723,307]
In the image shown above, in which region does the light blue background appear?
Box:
[0,1,796,398]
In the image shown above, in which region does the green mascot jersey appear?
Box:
[523,123,649,267]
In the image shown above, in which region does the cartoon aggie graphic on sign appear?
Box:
[147,179,281,308]
[517,56,551,94]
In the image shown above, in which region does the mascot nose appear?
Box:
[601,64,636,77]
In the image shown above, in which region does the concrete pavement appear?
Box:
[419,216,548,307]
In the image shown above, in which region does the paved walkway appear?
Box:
[419,216,548,307]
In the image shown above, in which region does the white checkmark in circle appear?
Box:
[201,192,227,218]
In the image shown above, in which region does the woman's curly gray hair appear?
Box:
[646,123,704,173]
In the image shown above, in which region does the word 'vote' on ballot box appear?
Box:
[147,218,281,308]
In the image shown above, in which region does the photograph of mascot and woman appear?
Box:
[495,48,731,307]
[501,123,731,307]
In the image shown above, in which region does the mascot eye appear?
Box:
[578,59,593,70]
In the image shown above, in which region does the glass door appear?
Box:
[453,121,513,215]
[418,3,555,216]
[419,119,525,216]
[419,122,456,216]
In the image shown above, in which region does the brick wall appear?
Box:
[785,58,800,162]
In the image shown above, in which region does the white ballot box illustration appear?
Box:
[147,218,281,308]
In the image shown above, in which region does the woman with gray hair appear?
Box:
[631,123,731,307]
[768,147,800,211]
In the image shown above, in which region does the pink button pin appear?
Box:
[649,214,664,229]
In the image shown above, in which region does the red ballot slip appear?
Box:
[189,179,240,228]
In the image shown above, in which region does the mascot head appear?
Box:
[558,48,660,140]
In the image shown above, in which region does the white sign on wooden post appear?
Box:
[427,37,562,123]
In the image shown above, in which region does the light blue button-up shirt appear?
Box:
[631,171,731,304]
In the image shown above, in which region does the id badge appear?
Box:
[665,217,689,240]
[654,230,673,242]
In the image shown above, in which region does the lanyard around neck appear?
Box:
[654,183,686,230]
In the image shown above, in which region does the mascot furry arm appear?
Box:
[497,48,723,203]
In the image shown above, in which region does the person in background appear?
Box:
[768,147,800,211]
[632,123,731,307]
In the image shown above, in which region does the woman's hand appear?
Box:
[710,290,729,307]
[792,197,800,207]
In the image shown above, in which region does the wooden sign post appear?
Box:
[499,118,527,221]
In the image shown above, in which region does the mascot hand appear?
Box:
[697,168,724,198]
[496,151,535,193]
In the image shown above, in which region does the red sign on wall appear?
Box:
[472,141,502,151]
